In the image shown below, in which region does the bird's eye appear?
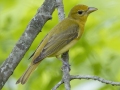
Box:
[78,10,83,15]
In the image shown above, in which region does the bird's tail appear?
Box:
[16,63,39,84]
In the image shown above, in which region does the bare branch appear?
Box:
[52,80,64,90]
[61,52,71,90]
[52,74,120,89]
[56,0,65,21]
[70,75,120,86]
[0,0,56,89]
[55,0,71,90]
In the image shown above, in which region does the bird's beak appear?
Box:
[87,7,98,14]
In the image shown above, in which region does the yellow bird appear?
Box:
[16,4,97,84]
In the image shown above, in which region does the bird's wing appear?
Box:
[33,24,79,63]
[28,35,48,60]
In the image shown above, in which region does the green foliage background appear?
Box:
[0,0,120,90]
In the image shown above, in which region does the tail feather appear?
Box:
[16,63,39,84]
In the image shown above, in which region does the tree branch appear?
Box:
[52,75,120,89]
[53,0,71,90]
[52,80,64,90]
[61,52,71,90]
[0,0,56,89]
[56,0,65,21]
[70,75,120,86]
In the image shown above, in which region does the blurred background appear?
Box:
[0,0,120,90]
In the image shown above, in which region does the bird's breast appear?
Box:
[55,39,78,56]
[55,28,83,56]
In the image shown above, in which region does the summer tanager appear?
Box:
[16,4,97,84]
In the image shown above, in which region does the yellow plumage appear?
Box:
[16,4,97,84]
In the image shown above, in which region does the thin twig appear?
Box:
[52,80,64,90]
[52,51,71,90]
[70,75,120,86]
[61,52,71,90]
[56,0,65,21]
[55,0,71,90]
[0,0,56,89]
[52,74,120,89]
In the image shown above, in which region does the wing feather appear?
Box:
[33,24,79,63]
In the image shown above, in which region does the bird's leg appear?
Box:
[56,55,71,71]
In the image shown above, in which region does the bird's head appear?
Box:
[68,4,97,23]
